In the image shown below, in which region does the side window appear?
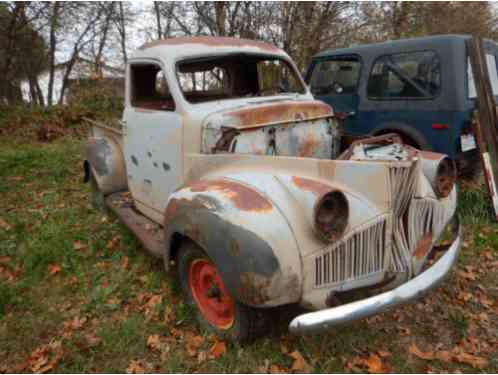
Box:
[467,54,498,98]
[130,63,175,111]
[309,58,361,95]
[367,51,441,99]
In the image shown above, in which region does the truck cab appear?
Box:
[305,34,498,173]
[84,37,461,342]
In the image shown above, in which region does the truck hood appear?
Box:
[201,98,333,131]
[200,98,338,158]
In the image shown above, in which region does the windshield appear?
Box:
[176,54,305,104]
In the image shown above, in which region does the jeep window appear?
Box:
[309,57,361,95]
[130,63,175,111]
[468,54,498,98]
[367,51,441,99]
[176,54,305,103]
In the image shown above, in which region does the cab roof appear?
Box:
[132,36,289,62]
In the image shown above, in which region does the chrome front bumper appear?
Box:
[289,220,462,335]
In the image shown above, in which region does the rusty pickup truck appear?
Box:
[84,36,461,342]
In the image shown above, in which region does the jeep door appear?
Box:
[306,55,361,135]
[123,60,183,221]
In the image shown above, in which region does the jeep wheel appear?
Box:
[177,240,266,342]
[89,173,105,210]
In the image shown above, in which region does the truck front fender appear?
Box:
[163,178,302,308]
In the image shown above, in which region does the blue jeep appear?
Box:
[305,34,498,172]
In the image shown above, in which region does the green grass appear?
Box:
[0,134,496,373]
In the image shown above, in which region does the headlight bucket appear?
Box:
[313,191,349,242]
[419,152,456,199]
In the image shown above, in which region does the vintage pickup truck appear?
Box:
[84,36,461,342]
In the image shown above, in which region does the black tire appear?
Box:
[176,240,267,343]
[89,173,105,210]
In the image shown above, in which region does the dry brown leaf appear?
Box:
[366,354,385,373]
[208,340,226,359]
[163,305,175,325]
[288,350,311,373]
[0,218,12,230]
[435,350,452,363]
[47,264,61,275]
[147,334,161,351]
[453,351,488,369]
[73,241,86,251]
[408,343,434,360]
[185,334,204,357]
[120,256,129,269]
[126,359,146,374]
[84,333,101,348]
[0,256,10,264]
[270,364,287,374]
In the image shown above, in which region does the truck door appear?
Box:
[307,55,361,135]
[123,61,183,221]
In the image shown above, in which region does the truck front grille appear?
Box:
[314,216,388,287]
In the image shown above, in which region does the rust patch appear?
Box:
[226,100,332,129]
[238,272,272,305]
[291,176,331,197]
[298,133,320,157]
[414,232,433,260]
[187,179,273,212]
[435,158,457,198]
[140,36,280,53]
[418,150,445,161]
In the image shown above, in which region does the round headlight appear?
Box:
[314,191,349,242]
[434,157,456,198]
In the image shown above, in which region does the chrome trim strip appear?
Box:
[289,219,461,335]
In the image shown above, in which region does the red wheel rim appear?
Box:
[188,258,235,330]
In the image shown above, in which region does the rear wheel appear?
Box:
[176,240,266,342]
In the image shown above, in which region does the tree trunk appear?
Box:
[215,2,226,36]
[154,2,162,39]
[48,2,61,106]
[118,2,128,63]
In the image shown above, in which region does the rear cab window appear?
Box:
[367,51,441,99]
[308,57,361,96]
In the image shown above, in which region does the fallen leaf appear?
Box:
[84,333,101,347]
[120,256,129,269]
[453,351,488,369]
[0,218,12,230]
[163,305,174,325]
[47,264,61,275]
[185,334,204,357]
[0,256,11,264]
[288,350,311,373]
[408,343,434,360]
[208,340,226,359]
[435,350,452,363]
[365,354,385,373]
[73,241,86,251]
[147,334,161,351]
[270,364,287,374]
[126,359,145,374]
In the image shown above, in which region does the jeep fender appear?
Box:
[371,122,432,150]
[84,129,127,195]
[163,177,302,308]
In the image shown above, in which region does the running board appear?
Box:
[105,192,165,258]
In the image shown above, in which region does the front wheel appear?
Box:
[176,240,266,342]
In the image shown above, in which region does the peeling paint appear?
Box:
[187,179,273,212]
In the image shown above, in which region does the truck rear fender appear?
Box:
[84,122,127,195]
